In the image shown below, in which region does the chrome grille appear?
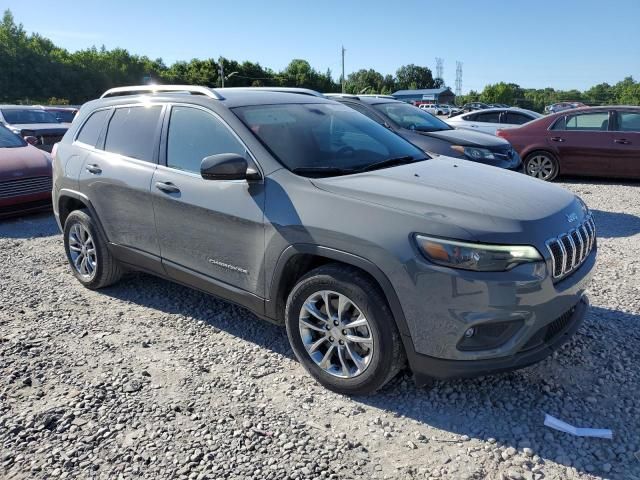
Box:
[546,216,596,281]
[0,176,52,199]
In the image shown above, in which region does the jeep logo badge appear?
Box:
[566,213,578,223]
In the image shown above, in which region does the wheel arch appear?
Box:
[267,245,411,340]
[57,189,109,242]
[523,148,561,176]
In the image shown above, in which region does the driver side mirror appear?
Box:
[200,153,260,181]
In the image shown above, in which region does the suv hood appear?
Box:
[311,157,586,247]
[417,128,509,148]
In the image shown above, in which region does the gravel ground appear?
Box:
[1,179,639,480]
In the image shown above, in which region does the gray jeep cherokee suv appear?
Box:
[52,85,596,395]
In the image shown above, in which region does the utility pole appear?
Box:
[455,61,463,97]
[435,57,444,82]
[218,57,225,88]
[341,46,346,93]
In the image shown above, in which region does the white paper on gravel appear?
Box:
[544,414,613,439]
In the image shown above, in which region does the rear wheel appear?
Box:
[63,209,122,289]
[285,264,405,395]
[524,151,559,181]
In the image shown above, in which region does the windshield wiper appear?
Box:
[355,156,425,173]
[291,166,356,177]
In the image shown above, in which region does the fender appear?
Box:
[56,188,110,242]
[266,243,411,339]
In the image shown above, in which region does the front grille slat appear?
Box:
[0,176,52,198]
[545,215,596,282]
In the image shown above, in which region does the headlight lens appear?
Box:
[415,235,542,271]
[450,145,495,160]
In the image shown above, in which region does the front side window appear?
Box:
[474,111,501,123]
[564,112,610,131]
[372,102,451,132]
[1,108,59,124]
[233,103,425,175]
[0,124,26,148]
[104,106,163,162]
[167,106,245,173]
[618,112,640,132]
[76,109,111,147]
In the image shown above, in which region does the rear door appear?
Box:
[78,104,164,263]
[547,110,615,176]
[609,110,640,178]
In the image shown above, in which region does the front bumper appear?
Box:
[407,295,588,384]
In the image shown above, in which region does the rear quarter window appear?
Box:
[76,109,111,147]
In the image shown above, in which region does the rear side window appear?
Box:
[166,106,245,174]
[504,112,533,125]
[104,106,163,162]
[618,112,640,132]
[76,109,110,147]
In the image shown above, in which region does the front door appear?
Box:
[151,105,266,299]
[547,110,616,176]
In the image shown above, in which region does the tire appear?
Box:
[63,209,122,289]
[524,151,559,181]
[285,263,405,395]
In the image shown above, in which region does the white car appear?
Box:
[446,107,542,135]
[419,104,447,115]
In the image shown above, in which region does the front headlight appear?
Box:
[450,145,495,161]
[415,235,542,271]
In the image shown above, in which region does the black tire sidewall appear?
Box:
[525,151,559,181]
[285,268,399,395]
[63,210,109,289]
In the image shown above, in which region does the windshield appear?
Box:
[233,103,426,176]
[372,103,452,132]
[0,124,26,148]
[1,108,60,124]
[50,110,76,123]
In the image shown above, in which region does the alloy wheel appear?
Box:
[68,223,97,279]
[298,290,373,379]
[526,154,555,180]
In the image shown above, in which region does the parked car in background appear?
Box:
[327,94,522,170]
[419,104,447,115]
[0,123,52,217]
[0,106,68,152]
[447,107,542,135]
[544,102,586,115]
[488,103,510,108]
[41,106,79,126]
[497,106,640,181]
[53,84,595,394]
[461,102,490,112]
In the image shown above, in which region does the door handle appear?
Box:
[614,138,630,145]
[550,136,565,142]
[155,181,180,194]
[85,164,102,174]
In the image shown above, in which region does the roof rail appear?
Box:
[100,85,223,100]
[221,87,324,97]
[324,93,360,100]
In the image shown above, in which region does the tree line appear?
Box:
[1,9,638,111]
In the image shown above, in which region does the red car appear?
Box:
[0,124,52,217]
[497,106,640,181]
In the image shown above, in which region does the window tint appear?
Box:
[474,111,501,123]
[104,106,162,161]
[618,112,640,132]
[564,112,610,131]
[505,112,533,125]
[167,106,245,173]
[76,109,110,147]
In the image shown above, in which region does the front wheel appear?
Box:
[285,264,405,395]
[524,151,559,181]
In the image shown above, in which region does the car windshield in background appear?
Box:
[0,124,26,148]
[233,103,426,177]
[1,108,60,124]
[52,110,76,123]
[372,103,452,132]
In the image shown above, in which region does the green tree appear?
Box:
[395,64,435,90]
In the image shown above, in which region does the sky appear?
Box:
[3,0,639,93]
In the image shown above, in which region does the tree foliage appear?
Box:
[1,9,639,109]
